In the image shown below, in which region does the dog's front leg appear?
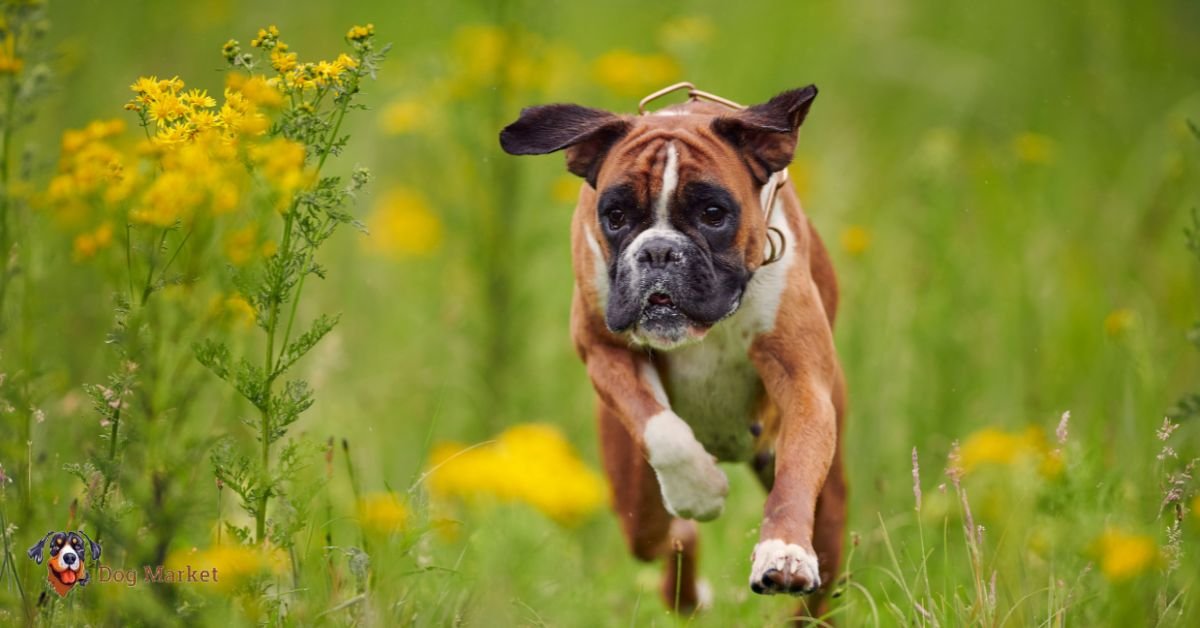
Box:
[581,338,729,521]
[747,326,838,595]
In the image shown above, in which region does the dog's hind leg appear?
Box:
[597,401,702,612]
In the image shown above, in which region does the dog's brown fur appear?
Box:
[504,90,846,621]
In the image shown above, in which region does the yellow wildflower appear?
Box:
[130,75,161,100]
[335,53,359,71]
[1012,132,1056,165]
[592,50,680,98]
[427,423,608,526]
[362,187,443,258]
[357,493,409,535]
[227,73,283,108]
[249,137,309,209]
[72,222,114,261]
[658,16,714,51]
[148,92,188,123]
[85,118,126,140]
[840,225,871,256]
[788,160,811,197]
[270,49,297,73]
[451,24,508,90]
[551,174,580,204]
[249,24,282,50]
[380,98,431,135]
[346,23,375,42]
[1104,308,1134,337]
[312,59,346,87]
[223,294,256,327]
[959,426,1061,478]
[223,224,260,266]
[917,127,960,170]
[1093,528,1157,582]
[181,88,217,109]
[132,170,200,225]
[0,32,23,75]
[166,544,286,592]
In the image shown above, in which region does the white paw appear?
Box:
[749,539,821,595]
[643,412,728,521]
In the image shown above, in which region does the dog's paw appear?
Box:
[748,539,820,596]
[644,412,728,521]
[654,455,728,521]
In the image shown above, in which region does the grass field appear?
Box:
[1,0,1198,625]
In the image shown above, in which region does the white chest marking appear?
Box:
[659,190,794,462]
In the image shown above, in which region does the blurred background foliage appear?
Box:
[1,0,1199,625]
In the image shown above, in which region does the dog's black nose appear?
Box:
[636,240,683,270]
[63,553,76,565]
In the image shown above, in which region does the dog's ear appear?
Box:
[712,85,817,185]
[499,104,631,188]
[27,531,54,565]
[78,530,101,561]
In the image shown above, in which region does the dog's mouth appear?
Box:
[51,566,78,585]
[646,291,674,308]
[632,291,713,350]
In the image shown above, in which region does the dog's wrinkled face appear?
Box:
[500,86,817,349]
[594,133,752,348]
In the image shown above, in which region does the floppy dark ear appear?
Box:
[499,104,630,187]
[711,85,818,185]
[27,531,54,565]
[78,530,101,561]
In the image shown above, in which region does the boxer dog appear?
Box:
[500,84,846,618]
[28,530,102,597]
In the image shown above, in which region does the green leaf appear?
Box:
[274,313,340,378]
[193,339,232,382]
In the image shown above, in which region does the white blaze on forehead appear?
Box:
[623,142,686,273]
[653,141,679,227]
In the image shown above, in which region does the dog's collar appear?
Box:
[639,82,788,267]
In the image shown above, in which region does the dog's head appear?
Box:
[500,86,817,349]
[28,530,101,596]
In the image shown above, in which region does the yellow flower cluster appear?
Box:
[592,49,681,98]
[1012,132,1056,165]
[357,492,409,535]
[1092,527,1158,582]
[958,425,1063,478]
[346,23,375,42]
[1104,308,1134,337]
[45,66,313,260]
[127,74,279,145]
[362,187,443,258]
[248,25,359,91]
[427,423,608,526]
[250,137,312,212]
[47,119,127,216]
[840,225,872,256]
[166,543,288,592]
[223,223,276,267]
[0,31,21,74]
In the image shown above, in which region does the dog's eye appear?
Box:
[700,206,727,228]
[606,209,626,231]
